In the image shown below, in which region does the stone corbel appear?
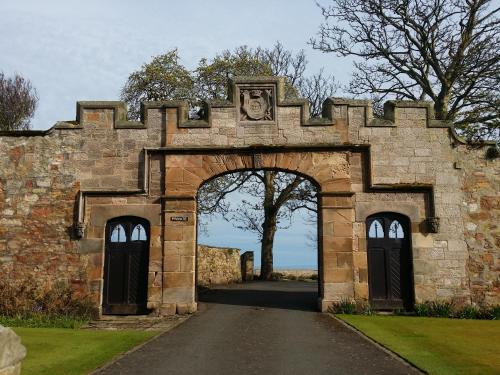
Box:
[425,217,440,233]
[75,222,86,239]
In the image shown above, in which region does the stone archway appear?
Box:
[161,148,356,313]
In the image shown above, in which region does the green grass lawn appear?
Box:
[338,315,500,375]
[13,328,157,375]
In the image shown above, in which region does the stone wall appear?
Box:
[0,133,82,290]
[197,245,242,286]
[0,105,165,306]
[459,148,499,305]
[0,76,498,315]
[336,100,499,305]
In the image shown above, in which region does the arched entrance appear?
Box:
[195,168,321,310]
[163,150,355,312]
[366,213,414,310]
[103,216,150,315]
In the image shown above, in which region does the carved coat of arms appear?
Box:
[240,89,273,121]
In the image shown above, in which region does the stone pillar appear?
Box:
[353,221,369,301]
[0,326,26,375]
[161,197,197,315]
[241,251,254,281]
[147,223,163,312]
[319,193,355,312]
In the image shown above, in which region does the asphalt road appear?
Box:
[95,281,419,375]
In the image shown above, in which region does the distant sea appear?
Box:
[256,265,317,271]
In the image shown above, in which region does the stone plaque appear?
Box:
[240,87,274,122]
[170,216,188,222]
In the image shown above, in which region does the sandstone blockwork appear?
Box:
[0,77,498,315]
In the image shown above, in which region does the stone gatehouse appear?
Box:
[0,77,498,315]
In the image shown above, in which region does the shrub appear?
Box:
[360,304,375,316]
[454,305,480,319]
[414,301,454,317]
[0,315,89,329]
[297,273,318,281]
[488,306,500,320]
[0,277,98,328]
[329,299,357,314]
[415,301,500,320]
[270,272,285,281]
[330,298,500,319]
[467,305,500,320]
[414,302,431,317]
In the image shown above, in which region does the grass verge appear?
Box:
[338,315,500,375]
[13,327,157,375]
[1,315,89,329]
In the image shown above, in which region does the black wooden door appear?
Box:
[366,213,413,310]
[103,217,150,315]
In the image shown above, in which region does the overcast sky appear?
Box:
[0,0,351,269]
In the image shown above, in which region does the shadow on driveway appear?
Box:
[96,280,420,375]
[197,281,318,311]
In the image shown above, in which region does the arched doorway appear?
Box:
[103,216,150,315]
[366,213,414,310]
[162,149,355,312]
[195,168,321,310]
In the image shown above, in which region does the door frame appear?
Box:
[102,216,150,315]
[366,212,414,310]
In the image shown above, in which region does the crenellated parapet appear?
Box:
[325,98,452,128]
[1,76,477,147]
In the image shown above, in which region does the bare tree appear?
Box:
[298,69,339,117]
[311,0,499,141]
[0,73,38,131]
[198,171,318,280]
[255,41,307,98]
[258,42,307,87]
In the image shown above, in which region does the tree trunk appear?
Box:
[434,92,450,120]
[260,215,277,280]
[260,171,277,280]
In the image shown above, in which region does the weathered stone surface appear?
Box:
[241,251,254,281]
[0,77,498,316]
[0,326,26,375]
[197,245,242,286]
[459,149,500,305]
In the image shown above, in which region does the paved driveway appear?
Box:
[95,281,419,375]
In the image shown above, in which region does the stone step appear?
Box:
[83,315,188,331]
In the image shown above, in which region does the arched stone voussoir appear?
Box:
[200,155,228,177]
[165,151,353,197]
[222,154,246,171]
[261,153,277,169]
[165,182,198,197]
[294,153,315,176]
[182,168,205,187]
[182,167,211,184]
[281,152,305,173]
